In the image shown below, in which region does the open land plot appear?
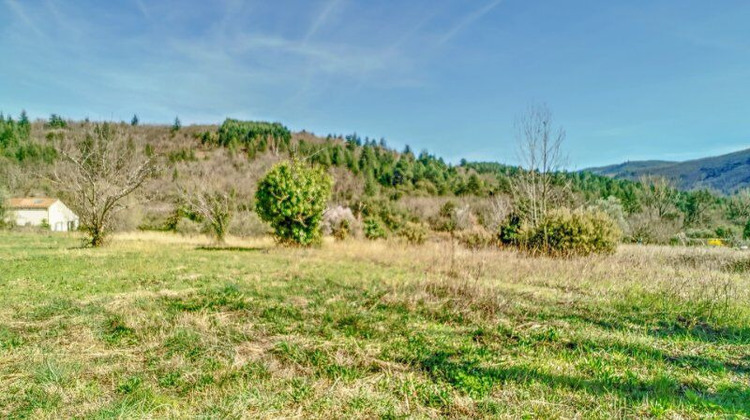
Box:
[0,232,748,418]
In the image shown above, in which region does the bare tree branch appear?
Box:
[511,103,568,228]
[49,123,156,246]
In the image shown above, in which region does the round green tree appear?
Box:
[255,160,332,246]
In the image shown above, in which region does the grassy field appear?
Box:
[0,232,748,419]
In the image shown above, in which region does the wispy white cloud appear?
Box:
[45,0,86,41]
[4,0,45,38]
[304,0,346,43]
[1,0,439,123]
[134,0,150,20]
[438,0,503,46]
[170,30,396,82]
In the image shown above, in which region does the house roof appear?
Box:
[8,198,59,209]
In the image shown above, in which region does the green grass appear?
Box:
[0,231,748,418]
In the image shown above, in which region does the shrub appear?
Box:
[430,201,473,233]
[360,197,408,232]
[672,229,715,246]
[168,148,197,163]
[399,222,428,245]
[498,213,523,246]
[255,160,332,246]
[589,196,628,234]
[474,195,512,232]
[715,226,737,241]
[197,131,219,146]
[322,206,358,241]
[522,208,621,257]
[431,201,458,232]
[456,225,496,250]
[684,228,715,239]
[332,219,350,241]
[744,219,750,240]
[626,211,681,244]
[363,217,387,240]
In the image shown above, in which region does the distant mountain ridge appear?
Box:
[585,147,750,194]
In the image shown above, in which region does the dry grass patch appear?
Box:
[0,231,748,418]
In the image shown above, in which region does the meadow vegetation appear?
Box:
[1,110,750,417]
[1,111,750,251]
[0,231,748,418]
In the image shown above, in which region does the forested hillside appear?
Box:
[587,148,750,194]
[2,112,750,245]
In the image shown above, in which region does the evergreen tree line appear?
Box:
[199,119,292,158]
[194,119,749,243]
[0,111,56,163]
[298,133,486,197]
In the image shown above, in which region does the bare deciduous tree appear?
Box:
[50,123,156,247]
[511,103,567,227]
[726,188,750,223]
[0,157,45,197]
[174,149,267,244]
[486,194,513,231]
[179,185,236,244]
[639,175,678,220]
[626,175,682,243]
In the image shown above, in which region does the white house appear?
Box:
[7,198,80,232]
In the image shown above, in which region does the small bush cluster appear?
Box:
[714,226,738,242]
[359,197,409,232]
[455,225,496,250]
[322,206,358,241]
[430,201,473,233]
[332,220,351,241]
[498,213,523,246]
[399,222,428,245]
[589,196,629,234]
[522,209,621,257]
[363,217,387,240]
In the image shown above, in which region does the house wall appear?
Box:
[13,209,50,227]
[48,201,79,232]
[11,201,80,231]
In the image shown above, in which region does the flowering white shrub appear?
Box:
[322,206,359,240]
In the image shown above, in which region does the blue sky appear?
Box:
[2,0,750,168]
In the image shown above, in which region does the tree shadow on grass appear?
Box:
[412,349,750,416]
[66,245,89,250]
[649,319,750,345]
[195,246,268,252]
[565,337,750,376]
[560,312,750,345]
